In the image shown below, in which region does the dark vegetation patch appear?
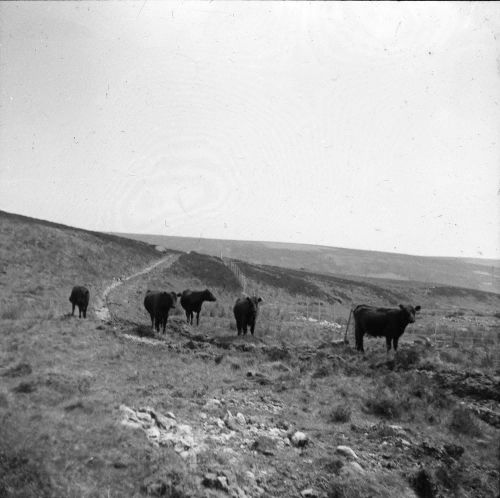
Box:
[1,362,32,378]
[328,403,352,423]
[428,285,498,302]
[171,252,241,291]
[448,406,482,437]
[0,421,54,498]
[237,261,329,300]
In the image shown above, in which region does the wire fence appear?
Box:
[221,257,500,361]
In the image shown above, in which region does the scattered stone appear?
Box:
[203,398,222,411]
[301,488,319,497]
[336,445,358,460]
[236,412,246,426]
[291,431,309,448]
[224,410,239,431]
[96,325,105,330]
[214,354,224,364]
[202,473,229,491]
[252,436,278,455]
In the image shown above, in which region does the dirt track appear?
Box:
[94,253,179,321]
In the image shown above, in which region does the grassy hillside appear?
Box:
[0,209,167,319]
[114,233,500,294]
[1,213,499,497]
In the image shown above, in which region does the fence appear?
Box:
[221,257,500,359]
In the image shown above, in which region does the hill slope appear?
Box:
[0,212,499,497]
[114,233,500,293]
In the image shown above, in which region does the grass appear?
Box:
[1,214,499,497]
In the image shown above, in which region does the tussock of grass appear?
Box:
[0,420,54,498]
[328,403,351,423]
[364,388,407,419]
[327,470,413,498]
[448,406,482,437]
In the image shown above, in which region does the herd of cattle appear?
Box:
[69,285,421,353]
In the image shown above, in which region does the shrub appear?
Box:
[448,406,482,437]
[365,388,405,419]
[329,403,351,423]
[395,347,421,369]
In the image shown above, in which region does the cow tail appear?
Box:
[344,308,354,344]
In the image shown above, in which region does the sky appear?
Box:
[0,1,499,259]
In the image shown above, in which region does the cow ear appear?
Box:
[415,305,421,311]
[257,297,262,303]
[246,297,252,303]
[399,304,405,310]
[177,293,182,297]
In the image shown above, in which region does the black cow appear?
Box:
[346,304,421,353]
[179,289,216,326]
[144,290,177,333]
[69,286,90,318]
[233,296,262,336]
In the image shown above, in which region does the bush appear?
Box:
[365,388,406,419]
[448,406,482,437]
[395,347,421,369]
[329,404,351,423]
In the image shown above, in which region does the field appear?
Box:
[1,211,499,497]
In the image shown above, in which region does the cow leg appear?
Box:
[250,320,255,335]
[71,303,75,316]
[185,310,190,324]
[78,305,82,318]
[236,319,241,335]
[196,311,200,326]
[83,305,87,319]
[393,337,399,352]
[355,326,364,352]
[243,320,248,335]
[385,336,392,354]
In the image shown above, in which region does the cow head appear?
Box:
[246,296,262,314]
[203,289,217,302]
[399,304,421,323]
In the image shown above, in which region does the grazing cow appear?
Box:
[144,290,177,333]
[69,286,90,318]
[233,296,262,336]
[345,304,421,353]
[179,289,216,326]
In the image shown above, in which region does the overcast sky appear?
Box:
[1,2,499,258]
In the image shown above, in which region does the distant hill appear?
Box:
[114,233,500,294]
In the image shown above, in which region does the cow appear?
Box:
[233,296,262,336]
[144,290,177,334]
[345,304,421,353]
[69,286,90,318]
[179,289,217,326]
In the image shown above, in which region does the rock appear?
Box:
[340,461,365,478]
[252,436,278,455]
[202,473,229,491]
[245,471,255,481]
[301,488,319,497]
[290,431,309,448]
[336,445,358,460]
[224,410,239,431]
[236,412,246,426]
[203,398,222,411]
